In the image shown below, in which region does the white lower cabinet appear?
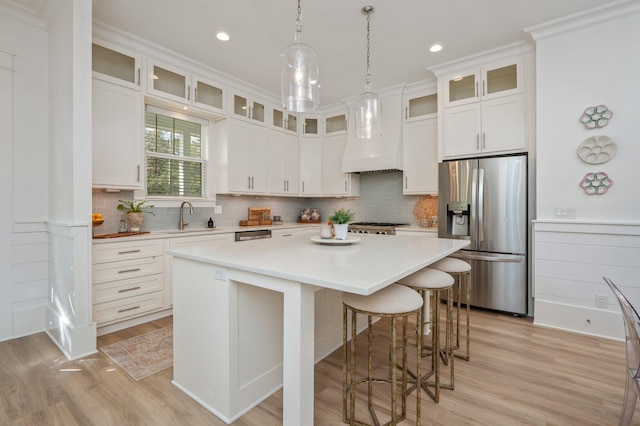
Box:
[92,239,165,326]
[271,227,317,238]
[165,233,235,307]
[395,229,438,238]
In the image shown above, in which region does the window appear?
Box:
[144,107,207,198]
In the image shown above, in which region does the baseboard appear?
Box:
[45,305,97,360]
[533,299,624,340]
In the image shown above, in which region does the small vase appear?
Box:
[333,223,349,240]
[126,212,144,232]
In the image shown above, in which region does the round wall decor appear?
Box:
[577,135,617,164]
[579,172,613,195]
[580,105,612,129]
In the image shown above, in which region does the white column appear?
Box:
[282,282,316,426]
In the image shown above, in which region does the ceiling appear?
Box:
[16,0,609,106]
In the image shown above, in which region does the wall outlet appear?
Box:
[595,294,608,308]
[214,268,228,281]
[214,205,222,214]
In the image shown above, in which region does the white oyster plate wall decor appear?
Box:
[579,172,613,195]
[577,135,617,164]
[580,104,613,129]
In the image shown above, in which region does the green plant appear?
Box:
[117,200,156,216]
[327,208,355,224]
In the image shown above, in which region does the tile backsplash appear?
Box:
[92,172,436,234]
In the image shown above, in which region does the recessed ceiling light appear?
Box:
[216,32,230,42]
[429,44,442,53]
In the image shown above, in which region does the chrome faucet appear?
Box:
[179,200,194,230]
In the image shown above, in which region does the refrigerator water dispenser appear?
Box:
[446,203,470,236]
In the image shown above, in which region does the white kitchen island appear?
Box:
[169,233,469,425]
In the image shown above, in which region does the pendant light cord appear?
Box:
[362,6,375,89]
[366,9,371,79]
[296,0,302,33]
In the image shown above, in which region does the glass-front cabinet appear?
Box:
[405,94,437,121]
[272,107,298,133]
[92,41,141,90]
[325,113,348,135]
[232,92,265,125]
[146,60,226,115]
[443,57,522,107]
[302,116,319,136]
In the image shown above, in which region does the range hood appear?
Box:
[341,91,404,173]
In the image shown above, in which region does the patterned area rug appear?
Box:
[101,326,173,381]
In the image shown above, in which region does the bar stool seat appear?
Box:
[430,257,472,361]
[343,284,423,426]
[398,268,455,403]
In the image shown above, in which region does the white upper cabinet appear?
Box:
[230,90,266,125]
[442,56,522,108]
[268,129,300,195]
[302,116,320,137]
[272,106,298,134]
[324,113,348,135]
[431,43,533,160]
[404,93,438,122]
[323,134,360,196]
[299,136,323,196]
[146,59,226,115]
[402,89,438,194]
[216,118,268,194]
[92,41,142,90]
[92,79,143,189]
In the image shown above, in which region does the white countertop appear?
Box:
[92,222,317,243]
[169,233,469,295]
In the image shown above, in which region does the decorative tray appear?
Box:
[413,195,438,226]
[310,236,361,245]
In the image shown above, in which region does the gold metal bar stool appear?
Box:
[430,257,472,361]
[398,268,455,403]
[342,284,424,426]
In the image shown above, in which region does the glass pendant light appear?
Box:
[281,0,320,112]
[355,5,382,139]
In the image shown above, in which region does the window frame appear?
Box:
[143,105,209,201]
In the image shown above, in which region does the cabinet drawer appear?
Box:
[92,256,163,284]
[93,274,163,304]
[93,239,164,263]
[93,291,164,325]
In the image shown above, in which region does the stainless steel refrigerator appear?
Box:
[438,154,527,315]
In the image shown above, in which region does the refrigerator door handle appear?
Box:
[477,168,485,243]
[471,168,478,250]
[452,252,523,263]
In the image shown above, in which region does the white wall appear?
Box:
[528,1,640,338]
[0,4,50,342]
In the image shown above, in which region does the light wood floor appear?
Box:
[0,308,637,425]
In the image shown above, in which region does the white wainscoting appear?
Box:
[534,220,640,340]
[11,221,49,339]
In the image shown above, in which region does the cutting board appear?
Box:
[248,207,270,221]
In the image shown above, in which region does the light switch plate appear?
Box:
[553,206,576,218]
[214,205,222,214]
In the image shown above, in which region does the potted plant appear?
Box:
[328,208,355,240]
[117,200,155,232]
